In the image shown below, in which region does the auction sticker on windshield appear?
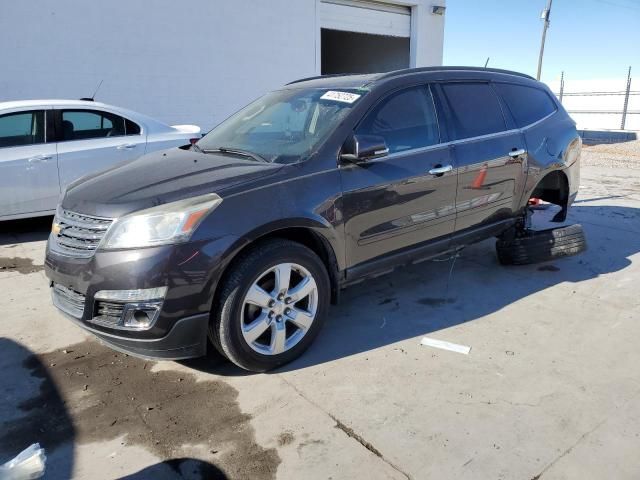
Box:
[320,91,361,104]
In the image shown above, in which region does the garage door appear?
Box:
[320,0,411,38]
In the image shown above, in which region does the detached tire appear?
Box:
[210,239,330,372]
[496,224,587,265]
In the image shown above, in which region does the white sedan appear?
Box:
[0,99,201,220]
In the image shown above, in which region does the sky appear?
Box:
[443,0,640,84]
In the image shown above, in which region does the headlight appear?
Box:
[101,193,222,249]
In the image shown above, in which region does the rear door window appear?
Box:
[61,110,126,141]
[494,83,557,127]
[441,83,506,140]
[0,110,45,148]
[356,85,439,153]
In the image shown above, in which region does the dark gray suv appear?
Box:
[45,67,582,372]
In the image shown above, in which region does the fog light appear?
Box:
[122,303,162,330]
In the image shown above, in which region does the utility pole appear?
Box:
[621,66,632,130]
[536,0,553,80]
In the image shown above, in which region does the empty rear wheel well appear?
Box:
[531,170,570,221]
[215,228,341,308]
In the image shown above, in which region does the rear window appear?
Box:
[494,83,557,128]
[441,83,506,140]
[61,110,125,141]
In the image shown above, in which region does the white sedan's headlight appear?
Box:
[101,193,222,249]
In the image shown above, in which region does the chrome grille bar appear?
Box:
[53,209,113,257]
[51,283,86,319]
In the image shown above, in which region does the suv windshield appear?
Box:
[197,88,365,164]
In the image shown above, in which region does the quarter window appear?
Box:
[494,83,557,128]
[0,111,45,148]
[441,83,506,140]
[125,118,141,135]
[356,86,440,154]
[61,110,126,141]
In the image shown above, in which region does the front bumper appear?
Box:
[58,306,209,360]
[44,233,238,359]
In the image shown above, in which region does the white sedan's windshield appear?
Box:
[197,88,365,164]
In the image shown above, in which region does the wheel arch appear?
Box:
[527,168,570,222]
[212,220,343,311]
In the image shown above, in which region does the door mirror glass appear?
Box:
[341,134,389,163]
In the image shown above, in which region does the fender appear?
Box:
[205,215,344,307]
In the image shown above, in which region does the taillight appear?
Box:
[189,138,199,145]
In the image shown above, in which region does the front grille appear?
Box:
[54,209,113,257]
[52,283,86,319]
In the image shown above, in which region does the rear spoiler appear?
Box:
[171,124,201,135]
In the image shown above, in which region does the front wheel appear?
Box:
[210,239,330,372]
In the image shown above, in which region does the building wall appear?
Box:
[0,0,445,131]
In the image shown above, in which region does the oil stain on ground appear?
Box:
[538,264,560,272]
[0,340,280,480]
[0,256,44,274]
[417,297,456,307]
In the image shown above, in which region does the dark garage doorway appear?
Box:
[321,28,410,75]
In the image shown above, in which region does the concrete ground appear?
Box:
[1,149,639,479]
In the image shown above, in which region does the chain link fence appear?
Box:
[549,68,638,132]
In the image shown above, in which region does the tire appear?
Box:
[210,239,330,372]
[496,224,587,265]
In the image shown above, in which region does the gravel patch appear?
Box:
[581,139,640,169]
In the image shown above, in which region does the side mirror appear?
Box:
[340,134,389,163]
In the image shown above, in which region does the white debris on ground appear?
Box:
[0,443,46,480]
[582,139,640,169]
[420,337,471,355]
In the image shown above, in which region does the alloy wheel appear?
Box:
[240,262,318,355]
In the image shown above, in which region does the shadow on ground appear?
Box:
[0,337,279,479]
[0,338,75,479]
[186,203,639,375]
[121,458,228,479]
[0,216,52,246]
[284,203,638,371]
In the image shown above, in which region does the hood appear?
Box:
[63,147,282,218]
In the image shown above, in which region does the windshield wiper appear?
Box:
[201,147,268,163]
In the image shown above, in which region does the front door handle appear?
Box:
[27,155,53,163]
[508,148,527,158]
[117,143,136,150]
[428,164,453,176]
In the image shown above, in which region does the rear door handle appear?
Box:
[508,148,526,158]
[27,155,53,162]
[117,143,136,150]
[428,164,453,175]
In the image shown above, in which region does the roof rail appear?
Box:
[286,66,535,87]
[286,73,359,85]
[375,66,535,81]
